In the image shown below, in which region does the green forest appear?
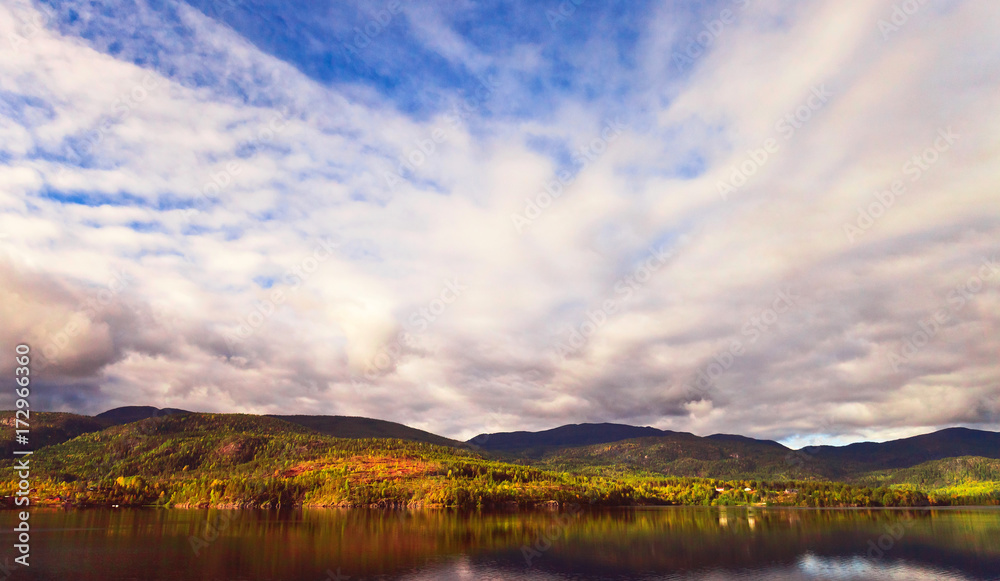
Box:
[2,412,998,509]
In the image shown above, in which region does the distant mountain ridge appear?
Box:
[0,411,106,456]
[807,427,1000,473]
[3,407,998,483]
[468,423,786,453]
[96,406,192,425]
[705,434,789,448]
[91,407,465,447]
[2,411,996,510]
[267,415,465,448]
[468,422,1000,482]
[470,423,675,453]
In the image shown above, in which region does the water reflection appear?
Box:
[400,557,986,581]
[1,506,996,580]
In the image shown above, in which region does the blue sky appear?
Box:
[40,0,662,117]
[0,0,998,445]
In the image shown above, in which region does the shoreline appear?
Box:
[7,502,1000,511]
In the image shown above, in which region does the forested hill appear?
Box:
[469,423,676,453]
[0,408,465,451]
[2,412,996,509]
[2,409,999,507]
[0,411,998,508]
[806,427,1000,471]
[469,423,792,456]
[96,406,192,425]
[470,423,1000,483]
[267,414,465,448]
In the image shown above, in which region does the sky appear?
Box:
[0,0,998,447]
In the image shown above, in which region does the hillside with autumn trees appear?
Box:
[0,411,997,509]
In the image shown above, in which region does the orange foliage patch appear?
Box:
[280,456,437,481]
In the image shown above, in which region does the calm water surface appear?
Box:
[3,506,999,580]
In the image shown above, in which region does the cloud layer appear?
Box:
[1,0,998,445]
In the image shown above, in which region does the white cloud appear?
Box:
[0,0,997,444]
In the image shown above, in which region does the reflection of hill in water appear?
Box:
[493,508,1000,579]
[29,507,1000,580]
[399,555,987,581]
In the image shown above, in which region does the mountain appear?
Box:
[0,411,106,456]
[1,411,996,509]
[854,456,1000,488]
[805,427,1000,477]
[473,423,1000,482]
[31,413,321,478]
[8,407,1000,486]
[5,407,462,451]
[3,412,641,509]
[468,423,675,453]
[268,415,465,448]
[512,433,807,480]
[95,408,463,447]
[3,411,969,510]
[706,434,788,448]
[96,406,193,425]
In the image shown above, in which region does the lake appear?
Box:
[4,506,999,580]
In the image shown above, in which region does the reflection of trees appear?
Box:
[32,507,1000,580]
